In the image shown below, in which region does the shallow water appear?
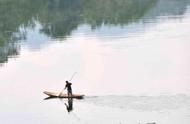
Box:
[0,0,190,124]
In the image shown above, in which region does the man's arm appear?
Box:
[64,84,67,89]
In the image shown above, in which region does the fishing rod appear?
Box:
[69,72,77,81]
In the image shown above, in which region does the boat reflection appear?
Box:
[43,96,57,100]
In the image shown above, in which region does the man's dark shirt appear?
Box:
[65,83,72,91]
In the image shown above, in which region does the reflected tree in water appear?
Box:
[0,0,43,64]
[0,0,190,65]
[38,0,157,36]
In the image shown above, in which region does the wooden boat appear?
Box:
[43,91,84,99]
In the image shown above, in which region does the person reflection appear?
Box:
[64,98,73,113]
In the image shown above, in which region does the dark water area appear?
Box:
[0,0,189,60]
[0,0,190,124]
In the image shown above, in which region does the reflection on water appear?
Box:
[42,94,190,124]
[0,0,189,94]
[65,98,73,113]
[44,94,190,113]
[44,97,74,113]
[0,0,190,65]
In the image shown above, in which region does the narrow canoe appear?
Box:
[43,91,84,99]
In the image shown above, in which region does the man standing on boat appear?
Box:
[64,81,72,96]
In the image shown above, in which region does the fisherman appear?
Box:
[64,80,72,96]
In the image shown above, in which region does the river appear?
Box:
[0,0,190,124]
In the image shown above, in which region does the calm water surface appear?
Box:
[0,0,190,124]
